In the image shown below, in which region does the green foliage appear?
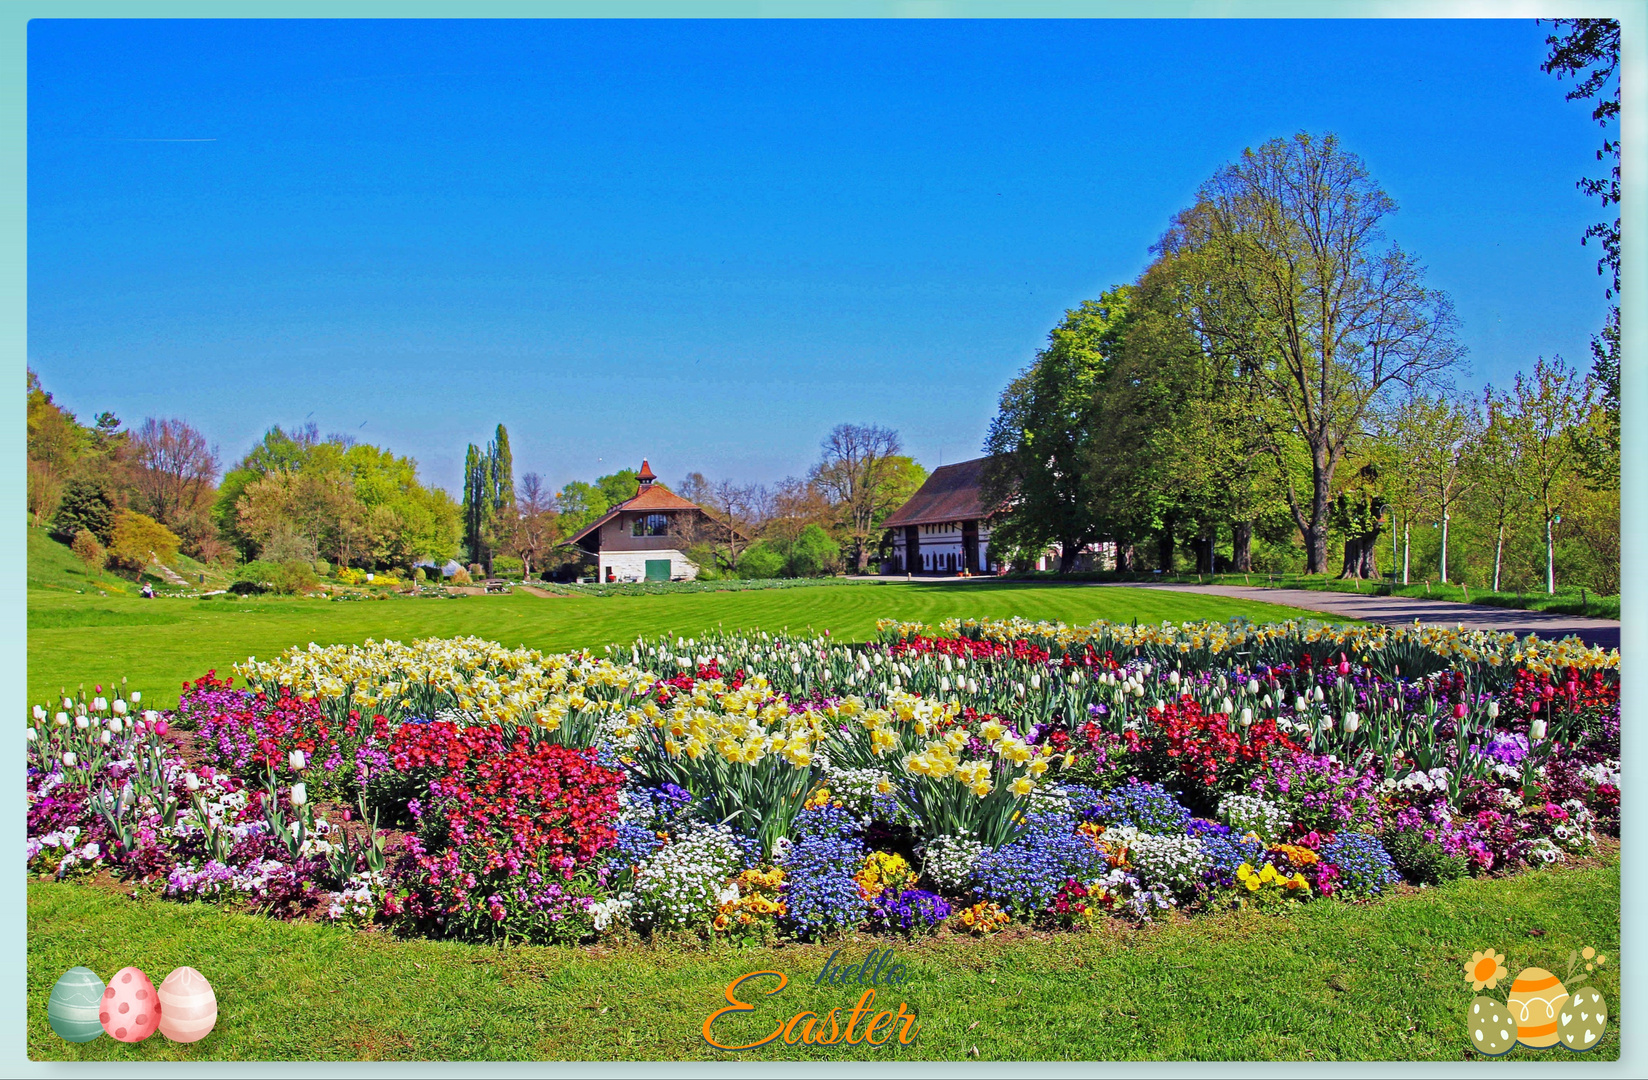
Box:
[106,511,181,574]
[786,523,840,577]
[52,476,117,546]
[1382,828,1469,887]
[735,542,786,579]
[70,530,106,571]
[233,559,319,596]
[491,555,524,578]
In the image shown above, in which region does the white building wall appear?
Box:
[598,549,699,583]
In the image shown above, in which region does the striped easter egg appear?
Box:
[156,966,217,1044]
[47,967,106,1043]
[1507,967,1569,1049]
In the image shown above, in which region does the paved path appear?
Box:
[850,575,1619,649]
[1124,584,1619,650]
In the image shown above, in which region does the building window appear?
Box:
[631,513,670,537]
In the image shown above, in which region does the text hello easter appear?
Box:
[701,948,921,1051]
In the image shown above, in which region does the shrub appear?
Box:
[492,556,523,578]
[1382,828,1469,886]
[736,542,785,580]
[413,567,427,582]
[70,529,106,571]
[468,563,484,578]
[450,568,472,586]
[786,525,840,577]
[51,475,115,545]
[313,559,331,575]
[105,510,180,574]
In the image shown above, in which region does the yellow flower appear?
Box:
[1464,949,1509,991]
[1009,776,1035,796]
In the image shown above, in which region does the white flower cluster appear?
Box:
[1550,799,1595,853]
[1217,794,1290,843]
[590,897,634,933]
[920,834,984,891]
[324,872,384,922]
[1092,867,1175,921]
[1580,759,1621,789]
[27,826,103,876]
[1024,782,1075,817]
[629,823,746,932]
[1526,836,1564,865]
[821,764,911,824]
[1126,834,1208,897]
[1383,767,1453,796]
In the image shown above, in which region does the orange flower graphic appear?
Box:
[1464,949,1509,991]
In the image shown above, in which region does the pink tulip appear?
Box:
[1336,654,1350,676]
[155,720,169,736]
[1453,702,1468,720]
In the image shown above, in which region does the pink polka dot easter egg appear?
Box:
[98,967,159,1043]
[157,966,218,1044]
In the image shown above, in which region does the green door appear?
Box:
[645,559,671,582]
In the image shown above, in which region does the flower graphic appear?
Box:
[1464,948,1509,991]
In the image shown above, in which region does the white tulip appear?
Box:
[94,697,109,712]
[1169,670,1181,686]
[130,692,141,703]
[1132,684,1144,698]
[32,705,45,721]
[100,730,112,745]
[1314,686,1325,703]
[1344,712,1360,734]
[1247,679,1259,695]
[1295,697,1308,713]
[1261,694,1272,709]
[1221,697,1234,715]
[1142,663,1153,676]
[108,717,122,733]
[939,677,951,693]
[1487,701,1500,720]
[1530,719,1548,741]
[290,750,307,771]
[62,752,77,767]
[1031,674,1042,690]
[113,699,128,716]
[967,678,979,694]
[1239,708,1253,727]
[791,662,802,675]
[290,782,308,806]
[185,772,201,792]
[1319,714,1335,732]
[26,728,37,742]
[63,697,74,710]
[55,712,69,726]
[75,716,90,730]
[143,710,160,724]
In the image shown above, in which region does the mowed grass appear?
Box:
[28,858,1619,1061]
[27,581,1334,709]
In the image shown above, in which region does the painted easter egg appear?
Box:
[99,966,159,1043]
[1467,996,1516,1057]
[157,966,217,1044]
[1506,967,1568,1049]
[1558,986,1607,1052]
[47,966,106,1043]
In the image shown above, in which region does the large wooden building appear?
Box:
[879,457,1005,574]
[879,456,1114,574]
[568,461,716,583]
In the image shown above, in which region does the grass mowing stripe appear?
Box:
[28,858,1617,1061]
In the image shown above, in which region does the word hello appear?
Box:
[702,963,921,1051]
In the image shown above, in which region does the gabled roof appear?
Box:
[881,456,995,529]
[567,480,706,546]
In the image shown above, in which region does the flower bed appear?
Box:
[25,616,1619,945]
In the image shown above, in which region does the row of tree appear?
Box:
[981,18,1620,598]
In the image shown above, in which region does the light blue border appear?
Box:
[5,1,1641,1075]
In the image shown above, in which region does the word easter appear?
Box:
[702,969,921,1051]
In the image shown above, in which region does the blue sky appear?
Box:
[27,17,1613,495]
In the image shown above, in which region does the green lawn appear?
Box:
[27,858,1619,1061]
[27,580,1333,709]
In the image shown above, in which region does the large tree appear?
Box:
[984,290,1134,572]
[810,423,910,573]
[1161,132,1463,573]
[129,417,219,528]
[1401,394,1481,584]
[1501,356,1594,595]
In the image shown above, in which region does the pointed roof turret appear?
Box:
[637,459,656,488]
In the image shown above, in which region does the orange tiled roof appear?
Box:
[567,481,706,546]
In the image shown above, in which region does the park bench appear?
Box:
[483,579,508,593]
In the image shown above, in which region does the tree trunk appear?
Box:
[1156,520,1175,573]
[1402,522,1410,585]
[1439,511,1449,584]
[1232,522,1253,572]
[1195,534,1215,575]
[1058,538,1081,575]
[1493,523,1504,592]
[1546,517,1555,595]
[1340,536,1378,579]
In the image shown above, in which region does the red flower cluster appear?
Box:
[1507,667,1617,718]
[1125,697,1299,788]
[390,722,622,874]
[891,636,1051,664]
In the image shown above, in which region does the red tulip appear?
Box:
[1453,703,1469,720]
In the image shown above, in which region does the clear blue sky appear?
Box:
[27,17,1613,496]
